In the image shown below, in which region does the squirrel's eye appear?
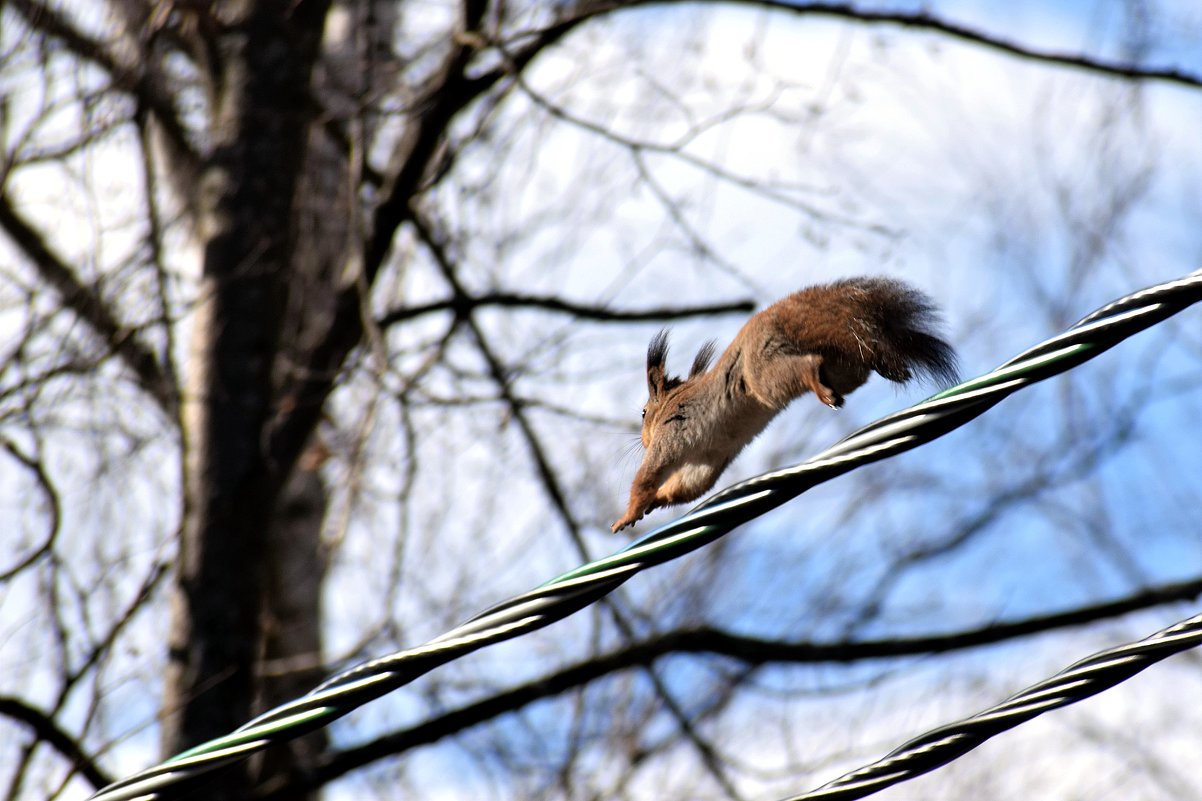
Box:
[640,409,646,419]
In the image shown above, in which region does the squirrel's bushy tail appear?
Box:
[851,277,960,388]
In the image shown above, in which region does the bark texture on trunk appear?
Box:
[164,6,331,798]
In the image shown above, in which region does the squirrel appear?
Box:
[611,276,958,532]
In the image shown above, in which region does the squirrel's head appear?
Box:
[640,331,716,447]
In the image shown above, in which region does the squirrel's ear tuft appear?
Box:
[647,330,669,370]
[689,340,717,377]
[647,330,670,399]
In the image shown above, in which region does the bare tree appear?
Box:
[2,2,1201,801]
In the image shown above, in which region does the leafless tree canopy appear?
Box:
[2,1,1202,800]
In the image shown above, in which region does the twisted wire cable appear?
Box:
[89,268,1202,801]
[789,611,1202,801]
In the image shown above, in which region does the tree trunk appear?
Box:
[251,443,330,800]
[163,6,330,799]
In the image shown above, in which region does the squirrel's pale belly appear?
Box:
[657,460,724,504]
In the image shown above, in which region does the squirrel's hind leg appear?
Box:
[748,353,844,409]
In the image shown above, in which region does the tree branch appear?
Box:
[363,0,491,280]
[0,697,111,790]
[497,1,1202,91]
[0,192,177,415]
[378,292,755,327]
[265,573,1202,795]
[763,1,1202,89]
[0,436,60,582]
[7,0,202,176]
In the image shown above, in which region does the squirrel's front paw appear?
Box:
[614,485,661,532]
[611,513,641,533]
[612,501,653,532]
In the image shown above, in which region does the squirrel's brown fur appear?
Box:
[612,277,958,532]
